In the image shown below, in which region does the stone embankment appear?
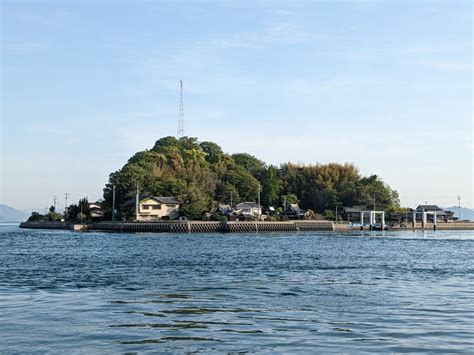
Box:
[91,220,335,233]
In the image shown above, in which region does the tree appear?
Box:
[103,136,401,220]
[78,198,90,218]
[200,141,224,164]
[65,204,79,222]
[28,212,45,222]
[224,165,259,202]
[260,165,281,207]
[281,194,299,208]
[232,153,265,176]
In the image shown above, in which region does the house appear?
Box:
[217,203,233,216]
[280,204,306,219]
[89,201,104,221]
[341,206,368,222]
[234,202,262,220]
[415,205,455,222]
[126,195,181,221]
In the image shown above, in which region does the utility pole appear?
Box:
[257,182,261,221]
[112,184,116,222]
[53,196,57,211]
[64,193,70,219]
[135,184,140,221]
[335,203,339,222]
[230,191,233,207]
[458,195,461,220]
[283,196,287,211]
[178,80,184,138]
[373,194,376,211]
[80,203,84,224]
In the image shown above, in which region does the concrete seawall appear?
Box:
[20,221,74,230]
[19,220,474,233]
[19,221,87,231]
[92,220,335,233]
[392,222,474,230]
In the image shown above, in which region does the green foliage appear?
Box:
[232,153,265,176]
[78,198,90,217]
[65,204,80,222]
[282,194,299,206]
[48,211,63,221]
[323,209,335,220]
[76,212,87,223]
[260,165,281,207]
[103,136,401,220]
[28,212,47,222]
[200,141,224,164]
[28,211,63,222]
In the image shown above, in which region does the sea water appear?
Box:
[1,224,473,352]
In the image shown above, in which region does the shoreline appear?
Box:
[18,220,474,233]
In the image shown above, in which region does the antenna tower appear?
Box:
[178,80,184,138]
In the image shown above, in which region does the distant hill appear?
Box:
[0,204,29,222]
[444,206,474,221]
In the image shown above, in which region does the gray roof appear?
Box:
[235,202,259,208]
[284,204,304,213]
[416,205,443,211]
[343,206,368,213]
[126,195,181,205]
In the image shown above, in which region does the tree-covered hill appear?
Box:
[103,136,400,220]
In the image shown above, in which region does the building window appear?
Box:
[152,205,161,210]
[142,205,150,210]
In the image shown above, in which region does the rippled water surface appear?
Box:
[1,224,473,353]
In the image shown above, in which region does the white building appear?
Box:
[128,196,181,221]
[234,202,262,219]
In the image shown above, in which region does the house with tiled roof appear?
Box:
[126,195,181,221]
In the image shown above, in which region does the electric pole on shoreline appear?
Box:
[135,184,140,221]
[53,196,57,210]
[64,193,70,218]
[257,183,261,221]
[458,195,461,220]
[177,80,184,138]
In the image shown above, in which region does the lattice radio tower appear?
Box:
[177,80,184,138]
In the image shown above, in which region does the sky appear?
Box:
[1,0,473,211]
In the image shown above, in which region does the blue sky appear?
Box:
[1,0,472,211]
